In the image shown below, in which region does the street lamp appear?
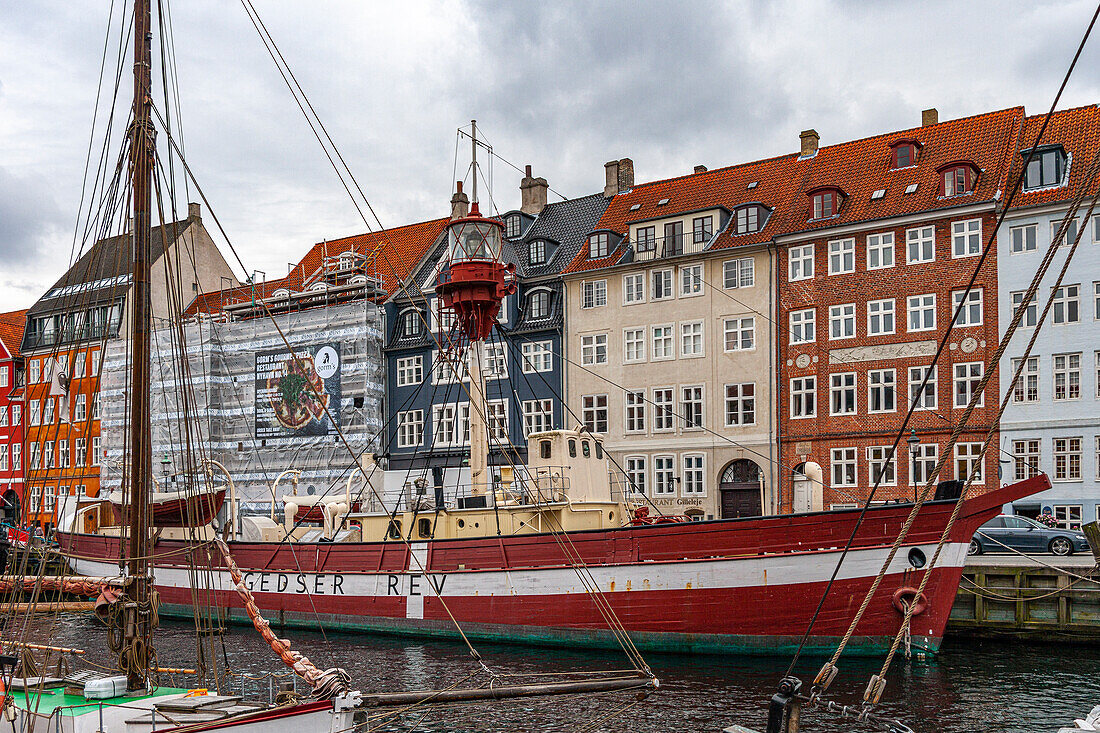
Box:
[906,429,920,502]
[160,454,171,488]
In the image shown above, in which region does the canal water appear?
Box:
[38,614,1098,733]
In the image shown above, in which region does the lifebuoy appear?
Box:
[891,586,928,616]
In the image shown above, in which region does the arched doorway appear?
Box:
[792,462,824,513]
[1,489,20,525]
[719,459,763,518]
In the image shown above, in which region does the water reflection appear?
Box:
[31,615,1099,733]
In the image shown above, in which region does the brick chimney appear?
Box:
[604,158,635,197]
[520,164,549,215]
[450,181,469,220]
[188,202,201,221]
[799,129,820,157]
[694,165,708,174]
[617,158,634,192]
[922,108,939,127]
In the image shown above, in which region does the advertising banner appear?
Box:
[255,343,342,439]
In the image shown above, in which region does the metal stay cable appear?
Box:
[786,4,1100,683]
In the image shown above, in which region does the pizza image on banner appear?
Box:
[255,344,342,438]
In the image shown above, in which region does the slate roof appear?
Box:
[0,310,28,359]
[1005,105,1100,210]
[28,216,194,317]
[516,193,610,277]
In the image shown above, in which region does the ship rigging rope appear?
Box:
[972,532,1100,582]
[958,574,1089,603]
[784,1,1100,693]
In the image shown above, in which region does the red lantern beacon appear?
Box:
[436,121,516,500]
[436,121,516,345]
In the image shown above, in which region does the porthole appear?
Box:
[908,547,927,569]
[457,519,465,529]
[582,441,590,457]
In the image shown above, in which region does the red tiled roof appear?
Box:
[778,107,1024,237]
[185,217,448,315]
[0,309,28,359]
[563,154,804,273]
[1005,105,1100,209]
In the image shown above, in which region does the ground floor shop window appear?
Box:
[1053,504,1082,530]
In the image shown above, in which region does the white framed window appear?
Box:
[1011,291,1038,328]
[581,280,607,309]
[791,376,816,418]
[1013,439,1041,481]
[29,486,40,512]
[431,299,456,332]
[582,394,608,433]
[623,328,646,363]
[911,443,939,487]
[29,360,40,384]
[44,398,54,424]
[1011,357,1039,403]
[0,407,5,427]
[92,437,101,466]
[482,343,507,380]
[589,232,610,258]
[654,455,676,495]
[829,303,856,340]
[1095,216,1100,243]
[652,269,673,300]
[625,391,646,433]
[1052,218,1081,247]
[908,365,937,410]
[866,232,894,269]
[868,369,896,413]
[867,299,895,335]
[74,393,86,422]
[1010,224,1037,253]
[951,289,983,327]
[623,273,645,304]
[1053,437,1082,481]
[29,443,40,470]
[73,352,86,378]
[521,341,552,373]
[486,400,508,441]
[907,294,936,332]
[30,400,40,426]
[680,264,704,296]
[954,362,984,408]
[724,383,755,426]
[680,386,704,429]
[867,446,897,486]
[44,487,55,512]
[1053,504,1083,530]
[693,216,713,244]
[522,399,553,436]
[397,410,424,448]
[432,404,467,448]
[1052,284,1080,324]
[11,405,19,427]
[11,443,20,471]
[735,206,761,234]
[790,308,815,344]
[1053,352,1081,401]
[955,442,984,484]
[0,448,6,472]
[625,456,647,495]
[828,238,855,274]
[1095,282,1100,320]
[75,438,87,466]
[636,226,656,253]
[396,356,423,387]
[723,258,754,289]
[652,388,674,432]
[830,372,857,416]
[831,448,857,487]
[0,367,6,389]
[527,289,551,319]
[723,317,755,352]
[44,441,53,468]
[682,454,705,495]
[528,239,547,265]
[1096,352,1100,398]
[580,334,608,366]
[651,325,674,360]
[952,218,982,257]
[431,350,466,385]
[789,244,814,281]
[680,321,704,357]
[906,225,935,264]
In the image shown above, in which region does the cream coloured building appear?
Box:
[560,157,801,519]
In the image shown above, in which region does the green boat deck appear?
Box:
[11,685,188,717]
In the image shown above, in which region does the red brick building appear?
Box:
[775,108,1022,511]
[0,310,27,522]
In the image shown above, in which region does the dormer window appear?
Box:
[589,232,610,258]
[939,162,977,197]
[271,289,290,299]
[529,239,547,265]
[809,188,843,220]
[889,139,921,169]
[505,214,522,238]
[1023,146,1067,190]
[734,205,768,234]
[527,289,551,319]
[401,309,423,337]
[308,282,328,292]
[338,252,356,270]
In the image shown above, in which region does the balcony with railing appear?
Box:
[631,232,712,262]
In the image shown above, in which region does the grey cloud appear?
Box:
[0,166,65,267]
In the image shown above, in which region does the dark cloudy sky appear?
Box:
[1,0,1098,312]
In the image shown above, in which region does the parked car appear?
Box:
[969,514,1090,556]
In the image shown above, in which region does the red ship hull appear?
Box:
[57,477,1047,656]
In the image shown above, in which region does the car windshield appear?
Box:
[1016,516,1045,529]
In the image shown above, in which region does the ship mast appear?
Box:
[466,121,489,497]
[124,0,155,692]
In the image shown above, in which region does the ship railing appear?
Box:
[394,467,574,511]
